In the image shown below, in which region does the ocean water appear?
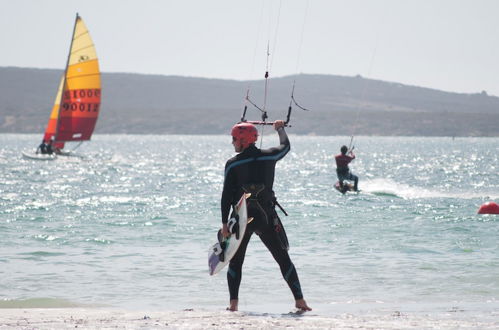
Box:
[1,134,498,320]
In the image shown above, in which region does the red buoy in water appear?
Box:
[477,201,499,214]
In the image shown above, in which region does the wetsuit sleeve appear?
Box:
[278,127,290,151]
[263,127,290,159]
[221,160,236,224]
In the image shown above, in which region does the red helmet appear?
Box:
[231,122,258,149]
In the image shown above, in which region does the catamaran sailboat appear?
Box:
[23,13,101,160]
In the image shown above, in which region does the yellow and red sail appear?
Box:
[43,15,101,148]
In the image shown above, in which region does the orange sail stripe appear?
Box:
[43,76,64,142]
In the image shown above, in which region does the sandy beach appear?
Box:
[1,308,498,329]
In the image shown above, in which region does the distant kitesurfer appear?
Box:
[221,120,311,312]
[335,145,358,191]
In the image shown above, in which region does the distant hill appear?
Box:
[1,66,498,136]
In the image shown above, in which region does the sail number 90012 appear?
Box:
[62,88,101,112]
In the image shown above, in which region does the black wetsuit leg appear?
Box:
[352,174,359,190]
[227,228,253,300]
[257,224,303,300]
[227,213,303,301]
[346,172,359,191]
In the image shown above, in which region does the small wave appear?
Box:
[361,179,429,199]
[18,251,66,257]
[0,298,87,309]
[85,237,112,244]
[370,191,401,198]
[34,234,59,241]
[362,178,499,200]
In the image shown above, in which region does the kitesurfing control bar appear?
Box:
[240,100,293,127]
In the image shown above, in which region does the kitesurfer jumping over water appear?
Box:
[221,120,311,312]
[335,145,359,192]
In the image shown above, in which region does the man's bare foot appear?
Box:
[295,298,312,311]
[226,299,238,311]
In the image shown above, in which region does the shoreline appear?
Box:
[1,307,498,329]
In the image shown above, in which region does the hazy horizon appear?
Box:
[2,67,498,137]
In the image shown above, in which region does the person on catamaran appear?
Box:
[47,136,64,155]
[36,139,53,155]
[36,140,47,154]
[221,120,311,312]
[335,145,359,191]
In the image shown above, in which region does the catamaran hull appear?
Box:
[22,151,57,161]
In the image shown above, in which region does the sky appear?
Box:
[1,0,498,96]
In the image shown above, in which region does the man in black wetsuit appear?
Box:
[221,120,311,312]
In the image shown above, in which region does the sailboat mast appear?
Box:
[54,13,80,143]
